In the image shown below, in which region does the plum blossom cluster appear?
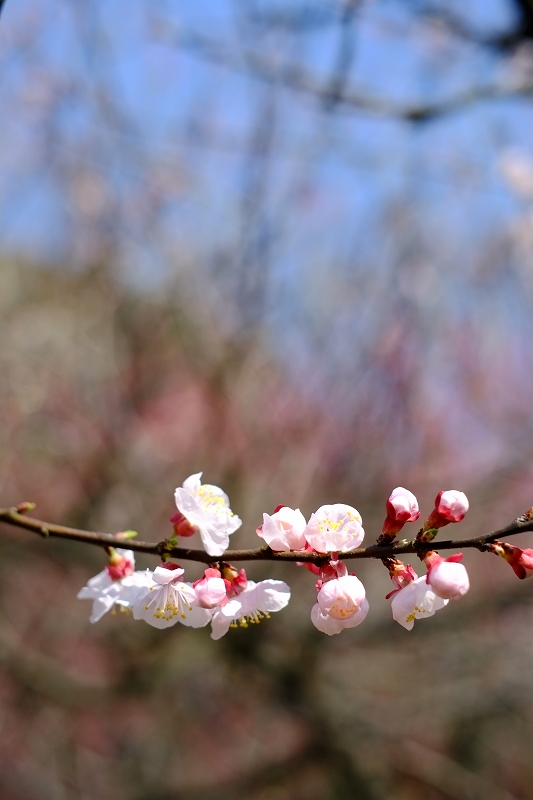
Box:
[78,550,290,639]
[75,473,533,638]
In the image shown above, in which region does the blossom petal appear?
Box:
[182,472,203,492]
[179,605,213,628]
[210,608,233,639]
[246,580,291,613]
[311,604,344,635]
[391,577,448,630]
[89,595,116,624]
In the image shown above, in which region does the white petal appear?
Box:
[341,597,369,628]
[117,570,154,606]
[246,580,291,613]
[84,570,114,593]
[89,595,116,623]
[311,604,344,635]
[210,608,233,639]
[391,578,448,630]
[152,565,185,585]
[174,487,206,527]
[220,597,244,618]
[179,605,213,628]
[225,513,242,535]
[182,472,203,492]
[198,520,231,557]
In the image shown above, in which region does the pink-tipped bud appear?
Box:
[381,487,420,538]
[490,542,533,579]
[193,568,228,609]
[424,490,469,531]
[106,549,135,581]
[169,511,198,538]
[220,564,248,597]
[425,552,470,599]
[320,560,348,583]
[384,559,418,598]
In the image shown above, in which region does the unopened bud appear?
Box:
[424,551,470,600]
[421,490,469,539]
[380,487,420,542]
[193,568,227,608]
[169,511,198,538]
[489,542,533,579]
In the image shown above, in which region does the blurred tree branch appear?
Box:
[168,27,533,121]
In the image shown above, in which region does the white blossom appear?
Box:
[304,504,364,554]
[210,579,290,640]
[425,554,470,600]
[174,472,242,557]
[390,576,448,630]
[133,565,213,629]
[311,598,369,635]
[257,506,307,552]
[77,549,153,623]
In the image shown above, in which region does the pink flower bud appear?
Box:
[319,560,348,583]
[169,511,198,538]
[257,505,307,552]
[490,542,533,579]
[105,549,135,581]
[381,487,420,538]
[221,564,248,597]
[193,568,228,609]
[384,560,418,599]
[317,575,366,621]
[424,490,469,531]
[425,552,470,600]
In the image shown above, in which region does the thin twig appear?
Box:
[1,505,533,566]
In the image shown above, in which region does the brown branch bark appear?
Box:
[1,505,533,566]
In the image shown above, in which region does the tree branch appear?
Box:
[1,505,533,566]
[168,28,533,121]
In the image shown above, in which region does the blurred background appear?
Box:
[2,0,533,797]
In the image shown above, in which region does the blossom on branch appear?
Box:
[220,563,248,596]
[312,598,369,635]
[77,549,153,623]
[256,505,307,552]
[311,565,368,635]
[133,564,212,629]
[174,472,242,557]
[390,576,448,630]
[384,559,418,595]
[193,568,228,608]
[425,552,470,599]
[423,490,469,531]
[380,487,420,540]
[210,578,291,640]
[304,504,364,554]
[489,542,533,579]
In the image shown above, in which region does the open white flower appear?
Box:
[174,472,242,557]
[312,598,369,635]
[77,549,153,623]
[391,576,448,630]
[133,565,213,629]
[257,506,307,552]
[210,579,291,640]
[304,504,364,554]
